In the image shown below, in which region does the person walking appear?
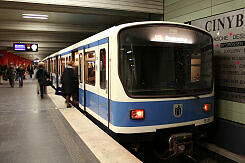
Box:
[36,62,49,98]
[61,62,75,108]
[7,63,16,88]
[17,65,25,87]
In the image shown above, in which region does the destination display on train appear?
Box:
[189,8,245,103]
[14,43,38,52]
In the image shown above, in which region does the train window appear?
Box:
[51,60,53,73]
[85,52,95,86]
[58,58,60,75]
[54,58,57,73]
[79,53,83,83]
[61,58,65,74]
[191,54,201,83]
[119,25,213,97]
[53,60,55,73]
[48,59,51,72]
[100,49,106,89]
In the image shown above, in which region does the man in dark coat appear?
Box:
[36,62,49,98]
[0,64,3,84]
[61,62,75,108]
[27,65,34,78]
[16,65,25,87]
[7,62,16,88]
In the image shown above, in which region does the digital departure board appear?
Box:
[14,43,38,52]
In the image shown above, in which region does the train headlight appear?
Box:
[203,104,211,112]
[130,109,145,120]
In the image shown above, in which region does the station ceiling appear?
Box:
[0,1,162,60]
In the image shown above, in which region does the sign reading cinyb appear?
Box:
[189,8,245,103]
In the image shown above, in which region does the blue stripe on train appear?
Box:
[44,38,109,60]
[78,88,214,127]
[60,37,109,56]
[110,97,214,127]
[79,88,108,121]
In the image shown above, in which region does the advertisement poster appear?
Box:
[189,8,245,103]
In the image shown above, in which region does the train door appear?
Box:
[55,56,59,88]
[98,44,110,125]
[51,58,54,83]
[79,50,85,110]
[48,59,52,81]
[84,48,99,116]
[72,49,79,105]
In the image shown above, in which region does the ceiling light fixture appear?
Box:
[22,13,48,20]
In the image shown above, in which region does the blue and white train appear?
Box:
[43,21,214,156]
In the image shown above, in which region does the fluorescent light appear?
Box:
[22,13,48,19]
[22,13,48,17]
[23,16,48,19]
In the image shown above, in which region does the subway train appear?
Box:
[43,21,214,157]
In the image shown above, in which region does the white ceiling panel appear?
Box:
[0,1,163,60]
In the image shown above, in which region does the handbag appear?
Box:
[44,79,52,86]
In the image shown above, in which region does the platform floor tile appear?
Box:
[0,79,99,163]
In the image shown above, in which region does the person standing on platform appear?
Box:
[0,64,3,84]
[36,62,49,98]
[61,62,75,108]
[3,65,7,81]
[34,65,40,94]
[7,63,16,88]
[27,65,34,78]
[17,65,25,87]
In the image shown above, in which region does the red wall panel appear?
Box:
[0,50,32,66]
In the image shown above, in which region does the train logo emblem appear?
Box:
[173,104,183,118]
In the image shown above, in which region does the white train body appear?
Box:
[43,21,214,138]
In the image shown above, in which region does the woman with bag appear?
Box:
[36,62,50,98]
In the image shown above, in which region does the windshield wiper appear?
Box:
[193,95,200,99]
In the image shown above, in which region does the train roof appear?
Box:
[113,21,210,35]
[43,21,210,60]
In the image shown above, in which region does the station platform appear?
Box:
[0,79,140,163]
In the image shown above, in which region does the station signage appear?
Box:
[14,43,38,52]
[189,8,245,103]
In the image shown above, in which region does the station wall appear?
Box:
[165,0,245,23]
[0,50,32,68]
[164,0,245,125]
[164,0,245,156]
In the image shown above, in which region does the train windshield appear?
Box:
[119,24,213,98]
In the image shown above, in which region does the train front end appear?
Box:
[109,22,214,155]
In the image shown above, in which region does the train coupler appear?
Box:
[168,133,193,156]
